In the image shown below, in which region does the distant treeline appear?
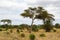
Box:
[0,23,60,29]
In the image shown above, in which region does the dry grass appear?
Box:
[0,28,60,40]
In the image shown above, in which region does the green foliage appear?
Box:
[38,25,44,29]
[43,20,53,32]
[0,29,2,31]
[0,25,13,29]
[21,24,28,28]
[13,25,19,28]
[5,28,8,31]
[55,23,60,28]
[19,24,25,29]
[8,25,13,29]
[1,25,7,28]
[32,25,38,32]
[20,33,25,37]
[1,19,11,25]
[18,24,30,30]
[40,34,46,37]
[21,7,36,18]
[21,7,39,28]
[29,34,35,40]
[44,25,52,32]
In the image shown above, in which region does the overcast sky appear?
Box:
[0,0,60,25]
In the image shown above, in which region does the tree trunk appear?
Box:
[30,16,35,33]
[31,18,34,26]
[43,19,46,25]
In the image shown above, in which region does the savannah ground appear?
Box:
[0,28,60,40]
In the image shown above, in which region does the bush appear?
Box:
[5,28,8,31]
[0,29,2,31]
[8,25,13,29]
[20,30,23,32]
[29,34,35,40]
[13,25,19,28]
[55,23,60,28]
[20,33,25,37]
[53,29,56,32]
[40,34,46,37]
[44,24,53,32]
[43,20,54,32]
[10,29,13,33]
[19,24,30,30]
[16,29,20,33]
[32,25,38,32]
[38,25,44,29]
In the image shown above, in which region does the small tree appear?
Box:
[1,19,11,25]
[55,23,60,28]
[32,25,38,32]
[44,19,54,32]
[40,34,46,37]
[36,7,55,32]
[20,33,25,37]
[1,19,12,28]
[29,34,35,40]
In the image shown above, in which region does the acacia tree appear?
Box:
[21,7,47,25]
[36,7,55,25]
[21,7,39,32]
[36,7,55,32]
[21,7,38,25]
[21,7,55,32]
[1,19,11,25]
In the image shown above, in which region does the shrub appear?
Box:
[19,24,25,29]
[40,34,46,37]
[8,25,13,29]
[0,29,2,31]
[16,29,20,33]
[43,20,54,32]
[20,33,25,37]
[43,24,53,32]
[29,34,35,40]
[1,25,8,28]
[38,25,44,29]
[19,24,30,30]
[55,23,60,28]
[32,25,38,32]
[53,29,56,32]
[10,29,13,33]
[5,28,8,31]
[18,26,23,30]
[13,25,19,28]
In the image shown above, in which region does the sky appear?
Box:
[0,0,60,25]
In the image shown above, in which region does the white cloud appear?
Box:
[0,0,28,10]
